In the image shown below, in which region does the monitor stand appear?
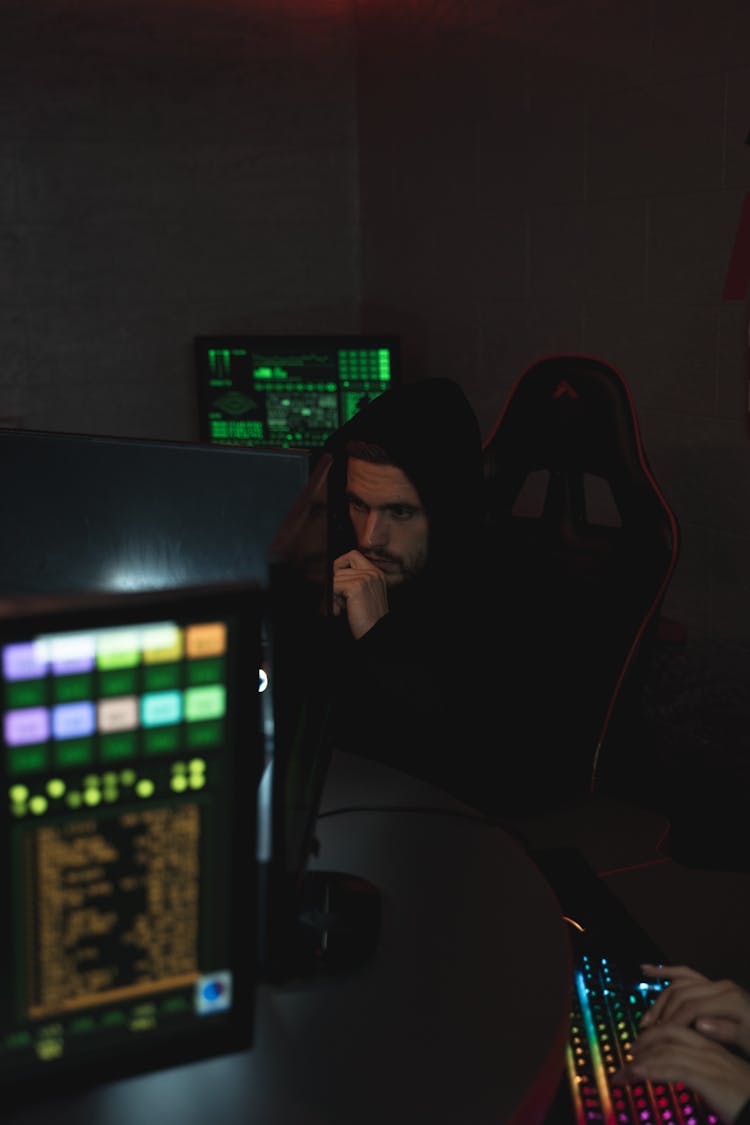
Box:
[295,868,382,973]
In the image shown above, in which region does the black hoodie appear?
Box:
[325,376,484,602]
[322,378,490,794]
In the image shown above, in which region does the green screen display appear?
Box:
[195,335,400,450]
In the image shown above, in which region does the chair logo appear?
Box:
[552,380,580,400]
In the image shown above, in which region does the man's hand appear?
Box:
[612,1023,750,1124]
[639,964,750,1056]
[332,549,389,639]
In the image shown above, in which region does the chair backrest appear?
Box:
[482,354,680,804]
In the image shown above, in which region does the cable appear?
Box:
[315,803,532,849]
[597,855,672,879]
[317,803,500,824]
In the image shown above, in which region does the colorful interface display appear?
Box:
[0,596,258,1095]
[195,335,400,450]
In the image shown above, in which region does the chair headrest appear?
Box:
[484,355,646,476]
[483,354,678,540]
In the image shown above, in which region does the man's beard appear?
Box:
[361,550,423,587]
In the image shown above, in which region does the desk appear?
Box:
[7,750,572,1125]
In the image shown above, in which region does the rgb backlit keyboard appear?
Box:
[566,954,719,1125]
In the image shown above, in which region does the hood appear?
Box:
[324,377,484,585]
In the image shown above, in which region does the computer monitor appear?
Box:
[259,454,380,983]
[0,580,264,1102]
[194,334,400,451]
[0,429,309,598]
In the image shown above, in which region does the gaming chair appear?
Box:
[482,354,680,809]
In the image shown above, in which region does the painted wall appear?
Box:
[1,0,749,644]
[0,0,360,440]
[356,0,750,645]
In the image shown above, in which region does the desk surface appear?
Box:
[7,750,572,1125]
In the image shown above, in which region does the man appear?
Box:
[322,377,492,799]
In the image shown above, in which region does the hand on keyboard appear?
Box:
[612,964,750,1124]
[638,964,750,1057]
[612,1022,750,1124]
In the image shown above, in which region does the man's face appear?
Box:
[345,457,429,588]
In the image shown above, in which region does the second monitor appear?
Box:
[194,334,400,451]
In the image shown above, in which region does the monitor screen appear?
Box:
[0,429,309,599]
[0,581,263,1102]
[194,334,400,451]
